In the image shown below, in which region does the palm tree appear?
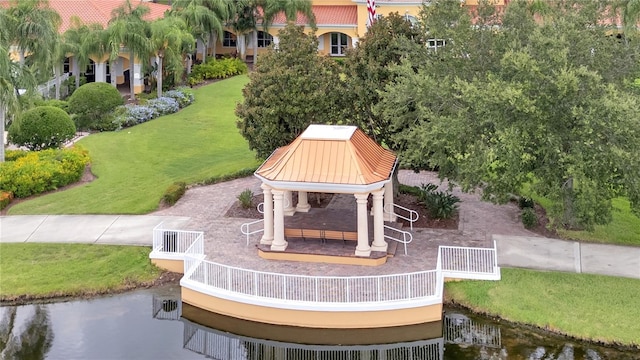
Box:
[108,0,152,101]
[231,0,315,62]
[171,0,229,63]
[0,8,36,162]
[5,0,61,82]
[150,16,195,97]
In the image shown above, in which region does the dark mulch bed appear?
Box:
[522,203,560,239]
[225,192,334,219]
[393,192,459,230]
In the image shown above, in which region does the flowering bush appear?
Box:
[147,97,179,115]
[0,191,13,210]
[0,146,90,198]
[163,88,194,108]
[110,88,195,130]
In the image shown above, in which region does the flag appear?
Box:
[367,0,376,28]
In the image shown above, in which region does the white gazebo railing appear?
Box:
[240,219,264,245]
[152,225,500,312]
[438,241,501,280]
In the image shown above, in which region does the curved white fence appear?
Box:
[152,225,500,312]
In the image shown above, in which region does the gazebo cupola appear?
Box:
[254,124,397,257]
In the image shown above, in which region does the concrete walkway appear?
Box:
[1,170,638,279]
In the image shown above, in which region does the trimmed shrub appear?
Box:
[521,207,538,229]
[0,146,90,198]
[8,106,76,151]
[4,150,28,162]
[237,189,254,209]
[0,191,13,210]
[162,182,187,206]
[39,99,70,113]
[68,82,124,130]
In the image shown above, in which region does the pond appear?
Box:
[1,285,638,360]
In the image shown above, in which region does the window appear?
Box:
[223,31,237,47]
[330,33,348,56]
[257,31,273,48]
[427,38,446,51]
[63,57,71,73]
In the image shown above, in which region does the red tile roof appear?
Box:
[271,5,357,27]
[0,0,170,33]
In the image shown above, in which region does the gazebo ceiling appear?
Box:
[255,125,397,193]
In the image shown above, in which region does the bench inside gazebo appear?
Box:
[253,124,407,266]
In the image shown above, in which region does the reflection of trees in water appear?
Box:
[0,305,54,360]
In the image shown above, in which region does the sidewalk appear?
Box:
[0,215,190,246]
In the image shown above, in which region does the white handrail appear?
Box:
[257,202,264,214]
[240,219,264,245]
[384,203,419,231]
[383,225,413,255]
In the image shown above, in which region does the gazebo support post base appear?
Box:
[270,241,289,251]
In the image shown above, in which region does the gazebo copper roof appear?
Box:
[255,125,397,192]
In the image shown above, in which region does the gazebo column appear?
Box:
[371,188,388,252]
[260,183,274,245]
[384,181,396,221]
[271,189,288,251]
[354,193,371,257]
[283,190,296,216]
[296,191,311,212]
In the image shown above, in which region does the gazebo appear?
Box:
[254,124,398,258]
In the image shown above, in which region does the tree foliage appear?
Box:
[236,24,348,159]
[343,12,425,145]
[377,0,640,229]
[8,106,76,151]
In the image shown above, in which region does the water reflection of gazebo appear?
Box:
[254,124,399,263]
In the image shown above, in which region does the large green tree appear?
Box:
[236,24,348,159]
[378,0,640,229]
[343,12,424,145]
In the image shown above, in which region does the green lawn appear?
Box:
[8,75,260,214]
[445,268,640,347]
[0,243,163,301]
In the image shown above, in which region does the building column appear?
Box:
[371,188,387,252]
[283,190,296,216]
[94,62,107,83]
[384,181,396,221]
[296,191,311,212]
[271,189,288,251]
[260,184,274,245]
[133,62,143,94]
[354,193,371,257]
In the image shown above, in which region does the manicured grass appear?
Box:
[0,243,164,301]
[445,268,640,347]
[8,76,260,214]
